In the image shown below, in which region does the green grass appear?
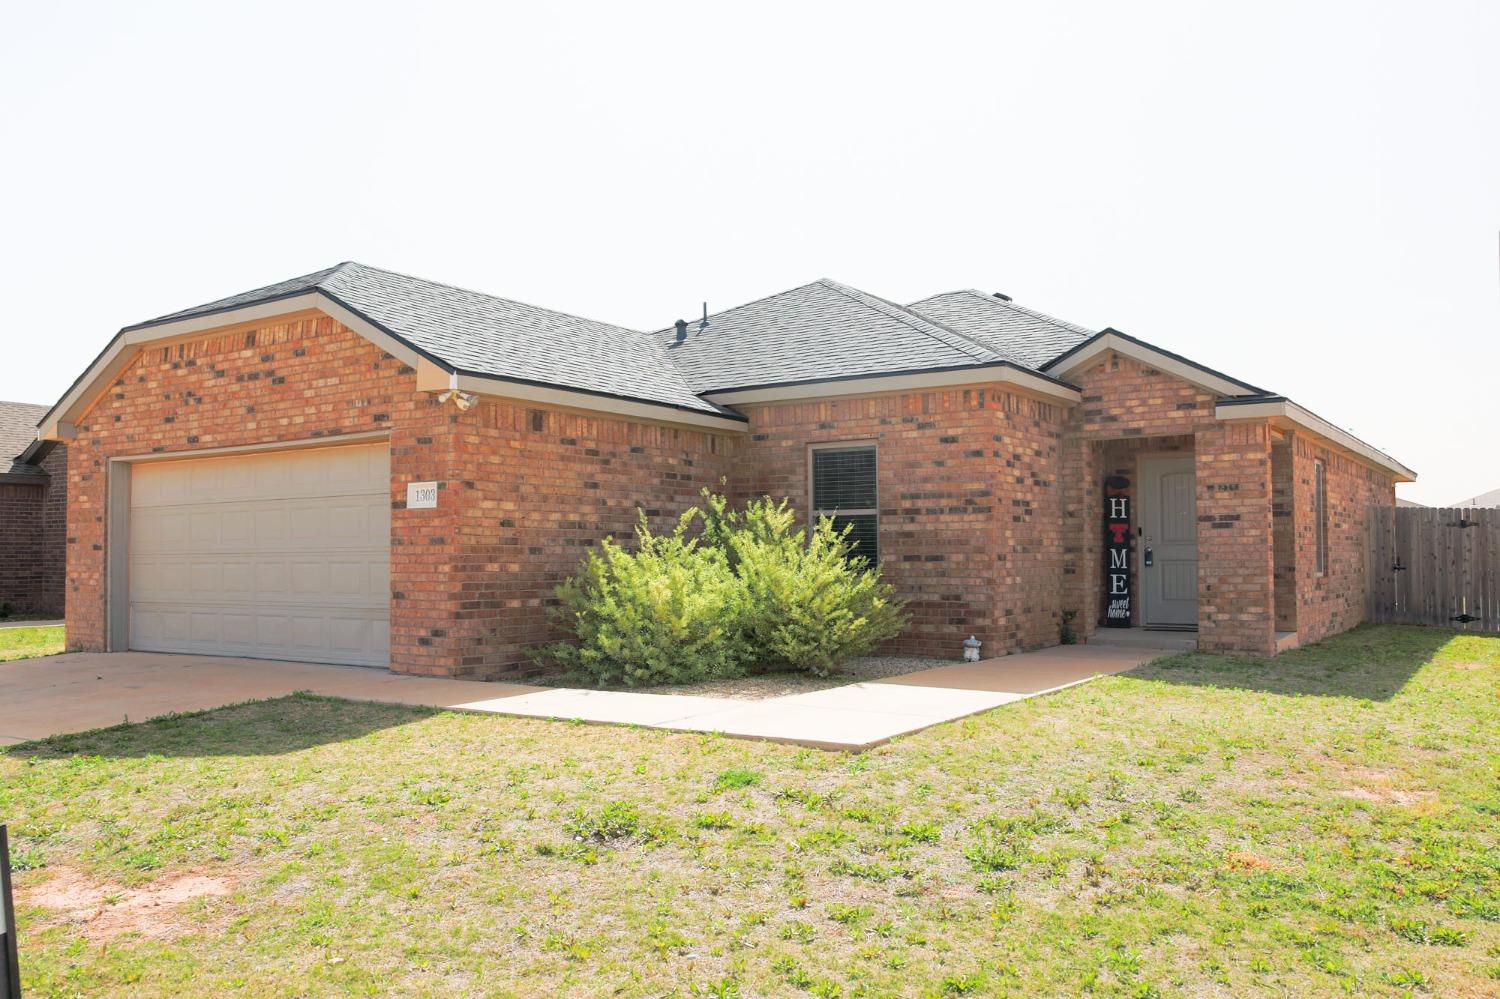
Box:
[2,624,1497,997]
[0,625,64,662]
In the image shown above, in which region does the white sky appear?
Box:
[2,1,1496,505]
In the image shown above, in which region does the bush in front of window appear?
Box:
[703,491,909,677]
[534,509,754,686]
[537,490,909,685]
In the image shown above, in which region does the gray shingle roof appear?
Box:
[907,289,1094,369]
[659,278,1029,393]
[0,400,49,477]
[131,263,728,417]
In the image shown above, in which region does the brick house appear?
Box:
[32,263,1413,678]
[0,400,67,617]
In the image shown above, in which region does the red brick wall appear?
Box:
[0,445,66,616]
[60,315,1400,674]
[39,445,67,615]
[65,314,445,659]
[734,385,1070,657]
[1291,434,1395,645]
[0,481,45,614]
[430,400,737,679]
[62,313,735,679]
[1195,420,1277,655]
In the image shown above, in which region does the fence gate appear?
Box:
[1367,506,1499,631]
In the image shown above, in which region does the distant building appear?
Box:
[1448,487,1500,508]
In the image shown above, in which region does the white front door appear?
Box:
[128,442,391,667]
[1138,456,1198,629]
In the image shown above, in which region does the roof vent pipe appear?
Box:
[992,292,1012,302]
[700,302,710,331]
[674,319,688,343]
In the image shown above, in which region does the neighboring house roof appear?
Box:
[0,400,49,478]
[907,289,1094,369]
[659,278,1032,394]
[1395,498,1426,508]
[1448,487,1500,508]
[127,262,727,418]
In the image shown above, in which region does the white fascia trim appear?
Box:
[1044,333,1253,398]
[1215,399,1416,482]
[450,373,749,432]
[37,292,417,440]
[702,365,1081,406]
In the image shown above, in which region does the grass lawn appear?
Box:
[2,624,1497,997]
[0,624,64,662]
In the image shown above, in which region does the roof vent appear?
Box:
[699,302,710,332]
[992,292,1013,302]
[674,319,688,344]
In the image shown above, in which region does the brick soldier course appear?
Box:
[29,264,1414,678]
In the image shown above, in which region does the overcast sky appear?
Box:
[2,1,1495,505]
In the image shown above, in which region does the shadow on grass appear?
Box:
[2,693,438,759]
[1123,623,1458,701]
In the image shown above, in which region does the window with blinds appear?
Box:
[811,444,878,563]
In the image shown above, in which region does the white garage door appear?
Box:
[128,442,391,667]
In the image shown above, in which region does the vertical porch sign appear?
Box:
[1104,475,1131,627]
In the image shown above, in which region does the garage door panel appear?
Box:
[189,561,221,592]
[130,442,390,668]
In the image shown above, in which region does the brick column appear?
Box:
[1195,420,1277,656]
[1059,435,1102,639]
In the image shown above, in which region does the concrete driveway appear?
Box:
[1,644,1171,751]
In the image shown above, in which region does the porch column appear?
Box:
[1195,420,1277,656]
[1059,436,1102,639]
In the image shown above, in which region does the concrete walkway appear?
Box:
[0,619,63,629]
[0,644,1172,751]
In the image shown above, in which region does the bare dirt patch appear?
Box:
[1224,851,1276,872]
[23,866,233,942]
[1451,661,1492,671]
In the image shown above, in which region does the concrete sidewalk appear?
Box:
[1,644,1171,751]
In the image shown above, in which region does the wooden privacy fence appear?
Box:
[1366,506,1500,631]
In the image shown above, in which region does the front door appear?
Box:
[1138,456,1198,629]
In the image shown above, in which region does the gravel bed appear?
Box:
[530,655,953,700]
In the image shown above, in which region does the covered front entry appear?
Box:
[1137,455,1198,629]
[125,441,391,667]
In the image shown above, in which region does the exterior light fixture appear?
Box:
[435,370,478,412]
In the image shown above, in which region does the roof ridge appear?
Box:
[954,288,1094,336]
[652,278,833,338]
[813,278,1007,365]
[330,263,648,337]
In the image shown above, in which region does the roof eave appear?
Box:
[701,360,1081,406]
[1042,327,1268,398]
[1217,395,1416,482]
[41,288,743,441]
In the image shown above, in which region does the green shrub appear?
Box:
[535,510,752,686]
[540,489,908,683]
[707,492,908,676]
